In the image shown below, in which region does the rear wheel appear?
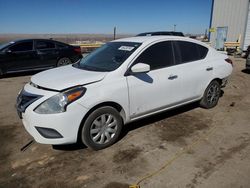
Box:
[57,57,72,67]
[0,68,3,77]
[200,80,221,109]
[81,106,123,150]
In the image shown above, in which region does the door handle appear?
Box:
[168,75,178,80]
[37,51,45,55]
[206,67,213,71]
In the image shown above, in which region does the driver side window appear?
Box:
[134,41,174,70]
[9,41,33,52]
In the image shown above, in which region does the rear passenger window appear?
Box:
[198,45,208,59]
[36,41,55,50]
[134,41,174,70]
[173,41,208,64]
[57,43,68,49]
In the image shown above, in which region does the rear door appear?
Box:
[5,40,37,72]
[172,41,211,100]
[127,41,184,119]
[35,40,59,68]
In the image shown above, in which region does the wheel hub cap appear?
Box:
[207,84,220,105]
[90,114,118,144]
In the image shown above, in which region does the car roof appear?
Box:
[114,36,177,43]
[136,31,184,37]
[113,36,209,47]
[10,38,64,44]
[2,39,70,48]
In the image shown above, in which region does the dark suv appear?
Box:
[0,39,82,76]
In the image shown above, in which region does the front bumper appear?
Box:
[17,83,89,145]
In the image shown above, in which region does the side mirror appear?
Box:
[130,63,150,74]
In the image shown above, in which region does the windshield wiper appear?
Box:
[74,64,109,72]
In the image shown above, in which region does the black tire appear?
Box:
[81,106,123,150]
[57,57,72,67]
[200,80,221,109]
[0,68,3,77]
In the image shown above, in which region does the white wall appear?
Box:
[210,0,249,49]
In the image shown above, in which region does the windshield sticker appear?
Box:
[118,46,135,51]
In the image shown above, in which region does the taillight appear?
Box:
[74,47,82,55]
[225,58,233,66]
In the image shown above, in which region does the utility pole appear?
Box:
[114,26,116,40]
[174,24,176,32]
[205,29,208,40]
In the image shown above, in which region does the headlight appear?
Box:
[34,86,86,114]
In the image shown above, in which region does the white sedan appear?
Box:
[16,36,233,150]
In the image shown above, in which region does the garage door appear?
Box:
[243,2,250,50]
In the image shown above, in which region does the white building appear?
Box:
[210,0,250,50]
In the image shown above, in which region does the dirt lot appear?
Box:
[0,57,250,188]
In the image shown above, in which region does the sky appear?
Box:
[0,0,213,35]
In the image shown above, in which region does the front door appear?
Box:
[216,27,228,50]
[126,41,183,119]
[5,40,38,72]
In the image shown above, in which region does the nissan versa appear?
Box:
[16,36,233,150]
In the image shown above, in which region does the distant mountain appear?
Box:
[0,33,133,44]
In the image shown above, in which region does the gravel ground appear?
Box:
[0,57,249,188]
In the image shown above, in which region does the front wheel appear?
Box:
[81,106,123,150]
[200,80,221,109]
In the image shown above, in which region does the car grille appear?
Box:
[16,90,42,113]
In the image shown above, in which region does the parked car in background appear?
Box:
[246,54,250,70]
[0,39,82,76]
[243,45,250,59]
[16,36,233,150]
[137,31,184,37]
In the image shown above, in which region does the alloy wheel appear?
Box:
[57,58,71,66]
[207,83,220,105]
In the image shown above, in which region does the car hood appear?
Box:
[31,65,107,91]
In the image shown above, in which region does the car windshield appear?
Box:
[73,42,141,72]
